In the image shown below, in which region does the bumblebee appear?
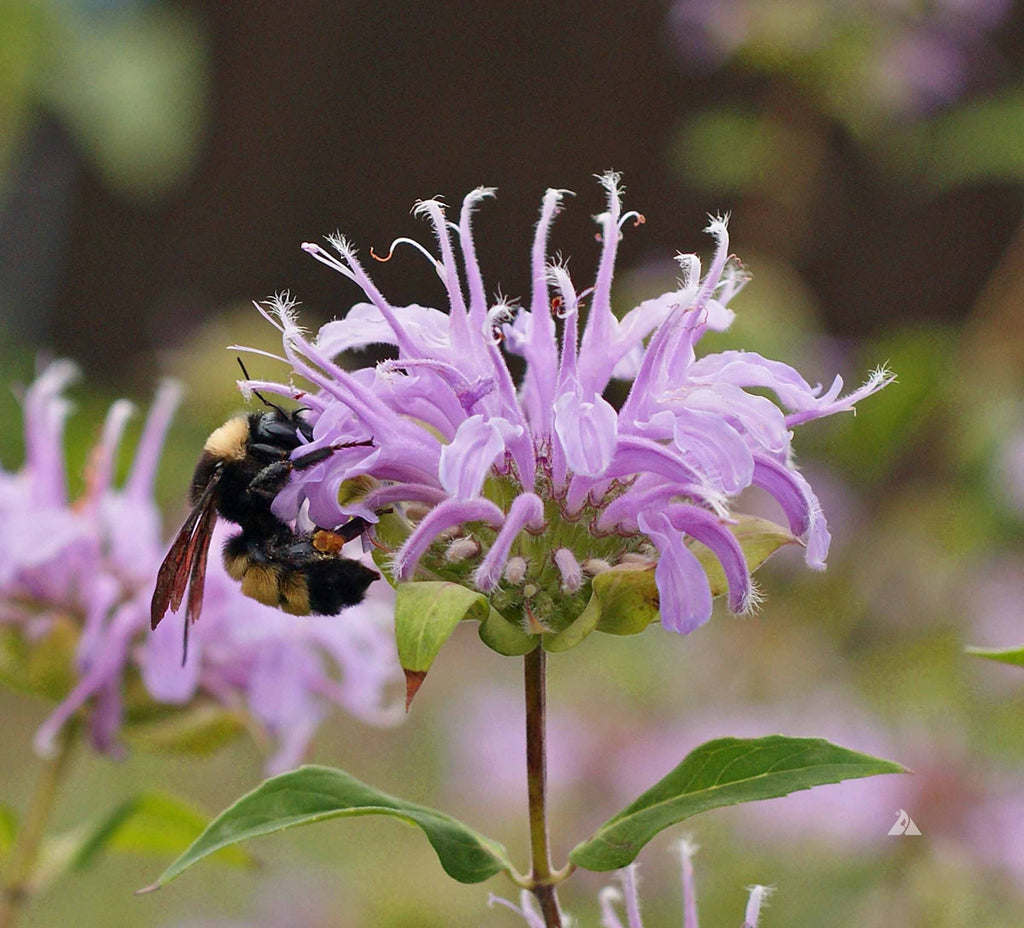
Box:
[150,380,379,662]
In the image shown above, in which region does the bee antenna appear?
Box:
[236,356,289,417]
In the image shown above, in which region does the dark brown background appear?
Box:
[6,0,1023,382]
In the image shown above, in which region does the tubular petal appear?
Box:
[474,493,545,591]
[392,498,506,581]
[639,511,714,634]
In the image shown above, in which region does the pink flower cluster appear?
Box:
[0,361,403,772]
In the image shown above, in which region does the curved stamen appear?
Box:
[617,210,646,231]
[249,298,289,333]
[369,236,441,269]
[302,242,422,359]
[227,344,291,367]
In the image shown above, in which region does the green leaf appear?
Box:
[689,515,797,596]
[592,565,660,636]
[478,607,537,656]
[78,792,255,869]
[570,736,906,871]
[966,645,1024,668]
[143,765,512,891]
[33,792,253,892]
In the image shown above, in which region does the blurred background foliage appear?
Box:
[2,0,1024,925]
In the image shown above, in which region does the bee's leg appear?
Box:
[291,445,338,470]
[247,460,294,499]
[249,440,374,497]
[292,438,373,471]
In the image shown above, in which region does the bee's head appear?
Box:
[251,407,312,447]
[238,357,313,444]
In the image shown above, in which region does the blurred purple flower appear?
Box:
[489,839,771,927]
[0,361,403,772]
[443,684,908,845]
[247,175,891,639]
[443,685,599,816]
[966,557,1024,649]
[966,786,1024,881]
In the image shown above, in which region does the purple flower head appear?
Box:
[246,175,891,644]
[0,362,403,771]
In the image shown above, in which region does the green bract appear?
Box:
[386,513,798,688]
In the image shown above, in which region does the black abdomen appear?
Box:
[222,528,379,616]
[306,558,379,614]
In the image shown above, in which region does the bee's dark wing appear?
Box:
[150,471,221,631]
[180,495,218,665]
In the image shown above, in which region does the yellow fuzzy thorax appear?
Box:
[203,416,250,462]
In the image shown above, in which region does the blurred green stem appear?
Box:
[524,646,563,928]
[0,726,76,928]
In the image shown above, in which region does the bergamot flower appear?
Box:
[244,174,892,651]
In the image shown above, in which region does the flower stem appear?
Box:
[524,645,563,928]
[0,727,76,928]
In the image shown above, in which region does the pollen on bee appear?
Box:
[312,529,346,555]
